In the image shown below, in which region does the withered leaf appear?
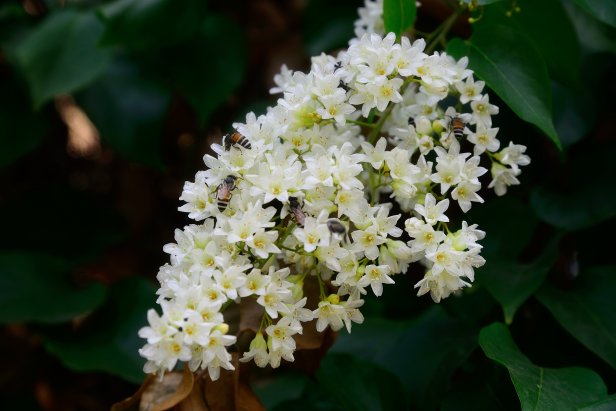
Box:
[139,367,194,411]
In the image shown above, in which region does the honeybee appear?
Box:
[449,116,466,139]
[216,175,238,211]
[326,218,346,240]
[289,196,306,226]
[223,131,251,151]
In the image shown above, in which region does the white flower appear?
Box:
[495,142,531,171]
[351,226,387,260]
[488,163,521,196]
[293,213,331,252]
[414,194,450,225]
[451,181,484,212]
[358,264,394,296]
[470,94,499,127]
[468,125,500,155]
[240,333,269,367]
[266,316,302,353]
[455,76,485,104]
[361,137,388,169]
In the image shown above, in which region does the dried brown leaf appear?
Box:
[111,375,155,411]
[174,378,209,411]
[139,367,194,411]
[239,297,263,334]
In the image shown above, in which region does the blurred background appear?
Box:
[1,0,615,410]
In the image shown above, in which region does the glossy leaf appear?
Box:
[76,58,171,167]
[160,15,246,126]
[44,277,157,384]
[537,266,616,370]
[330,307,476,409]
[477,236,560,324]
[530,143,616,230]
[98,0,207,49]
[383,0,416,38]
[13,9,111,107]
[478,0,581,87]
[448,25,560,148]
[0,251,107,324]
[316,354,408,411]
[573,0,616,28]
[480,323,608,410]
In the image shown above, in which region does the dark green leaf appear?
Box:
[316,354,408,411]
[44,277,157,384]
[477,236,560,324]
[330,306,476,409]
[161,15,246,126]
[536,266,616,370]
[530,143,616,230]
[573,0,616,28]
[461,0,506,4]
[480,323,608,410]
[76,58,171,167]
[13,9,111,107]
[552,82,595,148]
[564,1,616,53]
[478,0,581,87]
[579,394,616,411]
[0,70,50,166]
[0,251,106,324]
[0,187,125,261]
[97,0,207,49]
[253,372,308,410]
[303,0,360,55]
[448,25,560,148]
[383,0,416,38]
[466,197,539,261]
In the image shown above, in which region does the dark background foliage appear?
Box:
[0,0,615,410]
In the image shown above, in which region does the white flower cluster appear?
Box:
[138,0,529,380]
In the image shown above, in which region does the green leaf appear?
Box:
[253,372,308,410]
[44,277,157,384]
[536,266,616,371]
[97,0,207,50]
[448,25,560,149]
[461,0,506,4]
[477,235,561,324]
[0,69,50,166]
[316,354,408,411]
[479,323,608,410]
[161,15,246,126]
[564,0,616,53]
[552,82,595,148]
[383,0,416,38]
[76,58,171,168]
[573,0,616,28]
[0,251,107,324]
[330,306,476,409]
[303,0,359,55]
[530,143,616,230]
[466,197,539,261]
[478,0,581,88]
[0,187,125,261]
[13,9,111,107]
[579,394,616,411]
